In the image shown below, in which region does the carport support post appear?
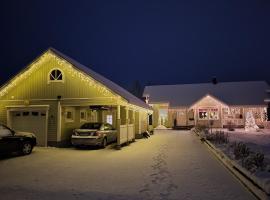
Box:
[56,100,62,145]
[132,110,135,142]
[126,107,130,145]
[116,105,121,150]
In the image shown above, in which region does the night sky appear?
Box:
[1,0,270,90]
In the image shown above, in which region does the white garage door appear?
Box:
[10,110,47,146]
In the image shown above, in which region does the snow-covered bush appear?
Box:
[242,152,265,173]
[206,131,229,144]
[233,142,250,160]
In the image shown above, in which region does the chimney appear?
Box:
[212,77,217,85]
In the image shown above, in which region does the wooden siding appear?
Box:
[0,100,57,142]
[0,53,118,101]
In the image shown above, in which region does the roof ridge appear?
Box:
[145,80,268,87]
[48,47,150,110]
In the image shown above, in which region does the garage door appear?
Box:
[10,110,47,146]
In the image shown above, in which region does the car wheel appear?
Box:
[101,138,107,148]
[21,142,33,155]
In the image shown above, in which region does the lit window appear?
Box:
[209,108,219,120]
[198,108,219,120]
[106,115,113,125]
[49,69,63,82]
[198,109,208,120]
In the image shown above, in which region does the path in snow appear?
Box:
[0,130,255,200]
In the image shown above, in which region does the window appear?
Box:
[198,109,208,120]
[23,112,30,116]
[65,108,75,122]
[32,112,39,116]
[106,115,113,125]
[80,123,102,129]
[149,114,153,125]
[209,108,219,120]
[48,69,64,83]
[80,110,87,122]
[198,108,219,120]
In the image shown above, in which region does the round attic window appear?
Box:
[49,69,64,82]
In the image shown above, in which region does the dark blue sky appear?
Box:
[1,0,270,90]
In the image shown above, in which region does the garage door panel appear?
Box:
[10,110,47,146]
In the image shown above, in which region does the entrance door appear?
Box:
[176,110,187,126]
[10,110,47,146]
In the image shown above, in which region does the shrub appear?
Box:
[243,152,265,172]
[206,131,229,144]
[233,142,250,160]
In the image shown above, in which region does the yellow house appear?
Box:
[143,81,270,129]
[0,48,152,147]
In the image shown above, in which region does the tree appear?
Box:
[130,80,143,98]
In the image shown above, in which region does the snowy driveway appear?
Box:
[0,130,255,200]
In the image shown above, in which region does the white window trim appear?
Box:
[47,68,65,84]
[65,108,75,123]
[106,114,113,125]
[80,109,87,122]
[198,107,219,121]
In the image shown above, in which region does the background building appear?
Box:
[143,81,270,129]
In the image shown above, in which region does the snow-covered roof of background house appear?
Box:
[49,48,151,110]
[143,81,270,107]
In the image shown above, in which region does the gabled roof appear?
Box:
[143,81,270,107]
[0,47,151,110]
[49,48,151,110]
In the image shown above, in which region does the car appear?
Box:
[0,124,37,156]
[71,122,117,148]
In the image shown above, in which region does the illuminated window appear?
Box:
[49,69,64,82]
[198,108,219,120]
[198,109,208,120]
[106,115,113,125]
[209,108,219,120]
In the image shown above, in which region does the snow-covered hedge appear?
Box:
[192,128,270,196]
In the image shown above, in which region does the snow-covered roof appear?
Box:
[143,81,270,107]
[49,48,151,110]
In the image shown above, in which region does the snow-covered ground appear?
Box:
[218,129,270,159]
[0,130,255,200]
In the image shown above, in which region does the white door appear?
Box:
[10,110,47,146]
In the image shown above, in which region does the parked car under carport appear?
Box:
[71,122,117,148]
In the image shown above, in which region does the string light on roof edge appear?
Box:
[0,51,112,97]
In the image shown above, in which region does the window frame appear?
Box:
[198,107,219,121]
[80,109,87,122]
[65,108,75,123]
[48,68,65,84]
[106,114,113,125]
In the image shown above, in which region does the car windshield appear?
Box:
[80,123,102,129]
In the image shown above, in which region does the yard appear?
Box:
[199,128,270,196]
[0,130,254,200]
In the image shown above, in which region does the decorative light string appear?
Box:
[0,51,112,97]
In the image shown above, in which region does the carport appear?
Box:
[0,48,152,147]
